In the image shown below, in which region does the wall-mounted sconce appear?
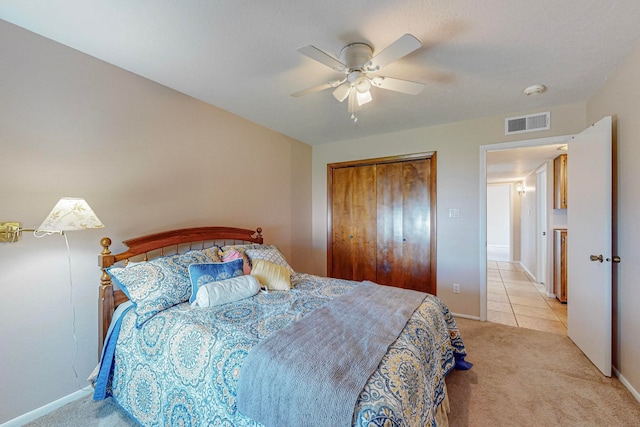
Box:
[1,197,104,390]
[1,197,104,242]
[516,182,526,196]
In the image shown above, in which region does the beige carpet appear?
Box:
[25,318,640,426]
[447,318,640,426]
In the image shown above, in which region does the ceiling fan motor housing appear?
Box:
[340,43,373,71]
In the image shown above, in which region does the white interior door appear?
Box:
[567,116,613,377]
[536,166,547,284]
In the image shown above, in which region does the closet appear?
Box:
[327,153,437,295]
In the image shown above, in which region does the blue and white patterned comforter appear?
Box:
[94,273,467,427]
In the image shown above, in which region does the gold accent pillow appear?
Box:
[250,259,291,291]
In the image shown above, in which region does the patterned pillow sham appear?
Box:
[201,246,222,262]
[107,249,213,327]
[188,259,244,303]
[245,246,294,273]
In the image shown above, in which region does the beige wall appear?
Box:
[519,168,539,279]
[312,103,586,317]
[587,40,640,399]
[0,21,311,422]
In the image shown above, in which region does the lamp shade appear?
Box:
[38,198,104,232]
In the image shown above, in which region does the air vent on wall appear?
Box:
[505,112,550,135]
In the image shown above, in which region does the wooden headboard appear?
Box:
[98,226,263,354]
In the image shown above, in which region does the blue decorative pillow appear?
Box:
[107,250,211,327]
[188,259,244,303]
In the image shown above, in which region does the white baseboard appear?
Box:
[1,388,92,427]
[613,366,640,403]
[487,244,510,262]
[518,262,556,296]
[519,262,537,282]
[452,312,481,321]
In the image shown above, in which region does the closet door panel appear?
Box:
[376,162,404,287]
[330,167,354,279]
[401,159,433,293]
[330,165,377,281]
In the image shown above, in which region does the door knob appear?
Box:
[606,256,621,263]
[590,254,603,262]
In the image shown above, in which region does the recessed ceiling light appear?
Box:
[523,84,547,96]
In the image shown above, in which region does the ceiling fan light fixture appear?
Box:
[355,75,371,93]
[332,83,351,102]
[356,89,372,106]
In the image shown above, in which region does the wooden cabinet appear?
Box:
[328,153,437,295]
[554,229,568,303]
[554,154,568,209]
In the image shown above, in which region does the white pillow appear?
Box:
[191,275,261,308]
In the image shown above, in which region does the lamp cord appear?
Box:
[62,233,94,393]
[32,231,93,392]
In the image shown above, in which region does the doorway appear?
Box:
[480,135,571,334]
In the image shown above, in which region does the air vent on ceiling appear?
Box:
[505,112,550,135]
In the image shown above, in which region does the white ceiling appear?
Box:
[486,143,567,183]
[1,1,639,179]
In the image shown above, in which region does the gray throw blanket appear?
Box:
[236,281,426,427]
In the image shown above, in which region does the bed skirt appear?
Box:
[435,383,451,427]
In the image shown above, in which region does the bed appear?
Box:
[93,226,470,426]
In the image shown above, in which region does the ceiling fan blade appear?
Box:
[371,76,425,95]
[332,82,351,102]
[297,45,345,72]
[364,34,422,72]
[291,79,344,97]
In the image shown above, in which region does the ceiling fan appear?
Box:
[291,34,425,121]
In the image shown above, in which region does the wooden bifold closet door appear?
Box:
[328,153,437,295]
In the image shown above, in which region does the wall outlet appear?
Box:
[453,283,461,294]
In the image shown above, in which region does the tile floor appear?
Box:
[487,261,567,334]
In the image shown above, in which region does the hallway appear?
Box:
[487,261,567,334]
